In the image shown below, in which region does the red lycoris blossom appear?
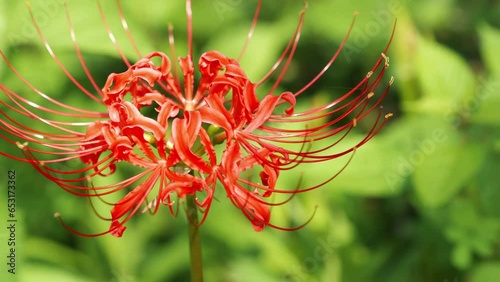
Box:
[0,0,394,237]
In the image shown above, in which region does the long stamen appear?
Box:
[115,0,142,58]
[293,11,359,97]
[26,4,103,104]
[65,3,105,102]
[186,0,193,60]
[97,0,132,67]
[168,24,180,83]
[237,0,262,61]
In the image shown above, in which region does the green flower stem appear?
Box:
[186,194,203,282]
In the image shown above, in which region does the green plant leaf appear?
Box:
[19,264,94,282]
[0,1,5,47]
[452,243,472,269]
[468,24,500,125]
[3,0,154,59]
[477,154,500,216]
[413,135,486,208]
[469,76,500,126]
[479,23,500,76]
[411,36,476,115]
[328,135,402,196]
[471,262,500,282]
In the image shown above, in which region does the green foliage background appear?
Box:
[0,0,499,281]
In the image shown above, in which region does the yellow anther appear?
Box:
[385,113,394,119]
[367,92,375,98]
[16,141,28,149]
[381,53,390,68]
[166,140,174,150]
[143,133,156,145]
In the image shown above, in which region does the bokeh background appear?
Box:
[1,0,499,281]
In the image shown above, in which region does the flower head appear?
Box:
[0,0,394,237]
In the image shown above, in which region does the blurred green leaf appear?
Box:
[469,76,500,125]
[452,244,472,269]
[0,0,6,59]
[478,154,500,216]
[3,0,154,59]
[1,46,68,98]
[471,262,500,282]
[413,137,485,208]
[141,235,189,282]
[472,237,494,257]
[411,37,476,115]
[445,199,500,269]
[468,24,500,126]
[409,0,455,31]
[479,23,500,76]
[25,237,94,273]
[328,135,402,196]
[20,264,94,282]
[228,258,280,282]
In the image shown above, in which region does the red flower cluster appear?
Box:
[0,0,393,237]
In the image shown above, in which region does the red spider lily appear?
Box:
[0,0,394,237]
